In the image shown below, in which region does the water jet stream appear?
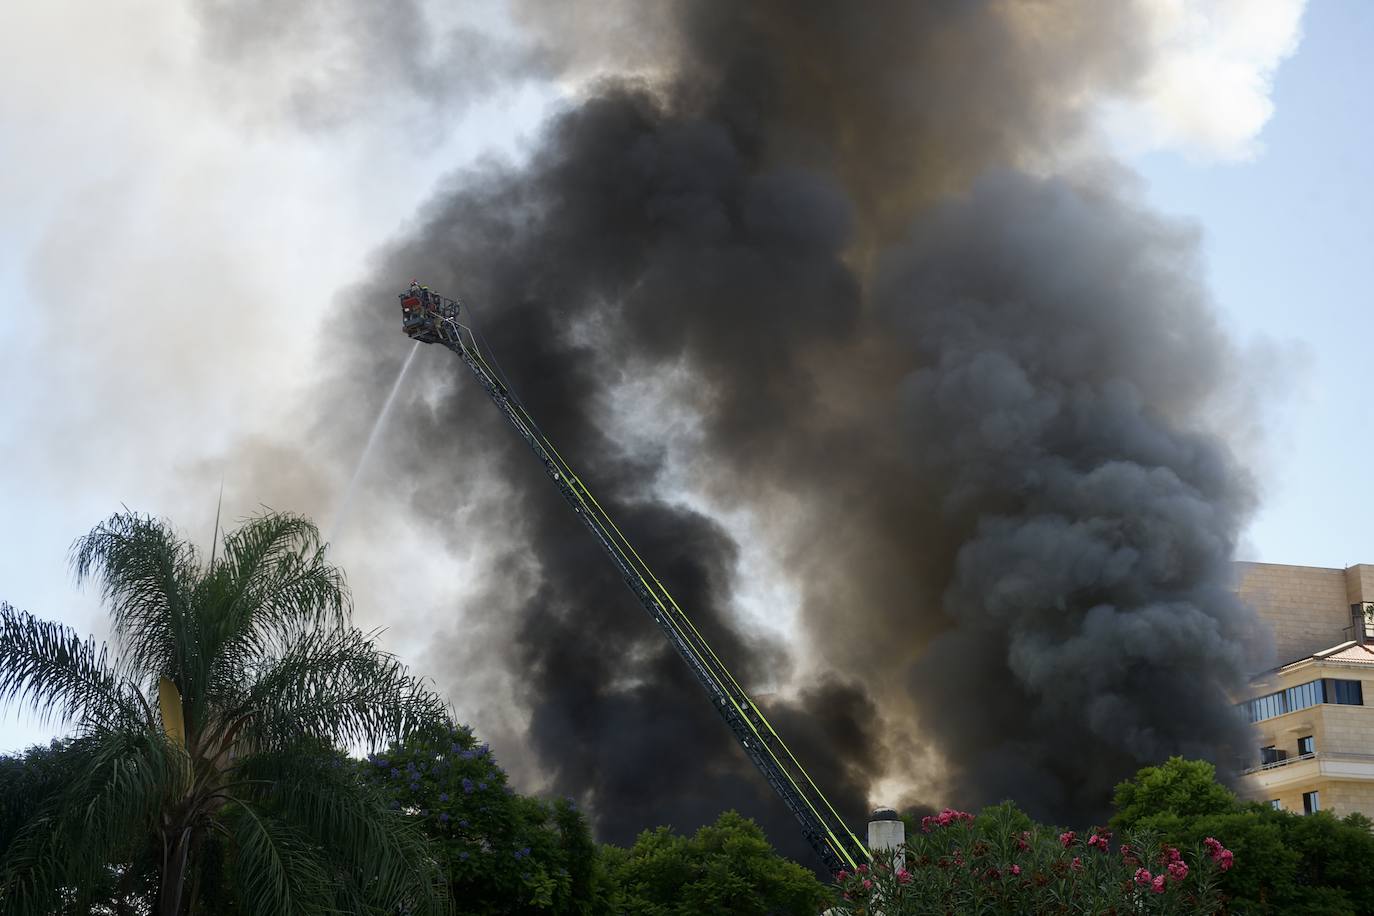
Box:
[327,340,420,544]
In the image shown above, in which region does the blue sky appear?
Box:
[1133,1,1373,567]
[1,1,1366,757]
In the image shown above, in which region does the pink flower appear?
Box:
[896,868,912,885]
[1203,837,1235,870]
[1087,833,1109,852]
[1070,857,1083,872]
[862,879,873,891]
[1010,864,1021,876]
[836,870,849,882]
[1163,846,1183,864]
[1017,830,1031,851]
[1134,867,1153,887]
[927,808,975,831]
[1059,831,1076,848]
[856,864,868,875]
[1167,861,1189,881]
[1151,875,1166,894]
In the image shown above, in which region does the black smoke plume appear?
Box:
[211,0,1267,864]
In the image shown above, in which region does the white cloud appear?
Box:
[1102,0,1307,160]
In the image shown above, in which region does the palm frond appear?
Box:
[218,512,348,630]
[235,749,448,914]
[227,804,331,916]
[70,512,200,687]
[66,730,187,881]
[0,604,150,731]
[224,627,447,753]
[199,512,350,675]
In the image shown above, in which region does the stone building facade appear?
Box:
[1237,562,1374,816]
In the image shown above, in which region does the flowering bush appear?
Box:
[830,802,1232,915]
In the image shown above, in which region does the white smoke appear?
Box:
[1101,0,1307,160]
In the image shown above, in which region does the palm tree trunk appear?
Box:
[185,828,205,915]
[158,826,192,916]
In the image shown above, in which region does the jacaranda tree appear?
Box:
[363,724,606,914]
[0,510,450,915]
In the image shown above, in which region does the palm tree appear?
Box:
[0,510,451,915]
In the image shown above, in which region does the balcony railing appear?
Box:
[1244,751,1316,774]
[1243,750,1374,775]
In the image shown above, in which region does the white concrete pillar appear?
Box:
[868,806,905,870]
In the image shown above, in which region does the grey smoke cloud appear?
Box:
[882,172,1260,814]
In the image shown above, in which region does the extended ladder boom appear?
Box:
[397,286,870,876]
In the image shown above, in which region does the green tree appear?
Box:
[1110,757,1239,833]
[363,724,607,914]
[0,739,158,913]
[0,510,449,916]
[0,742,77,877]
[604,810,830,916]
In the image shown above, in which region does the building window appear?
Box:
[1326,678,1364,706]
[1244,690,1288,723]
[1285,679,1322,713]
[1298,735,1315,756]
[1241,678,1365,722]
[1270,799,1283,810]
[1303,790,1320,814]
[1260,745,1287,765]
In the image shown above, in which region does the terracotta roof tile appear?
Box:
[1318,643,1374,664]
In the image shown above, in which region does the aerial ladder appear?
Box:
[397,283,872,876]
